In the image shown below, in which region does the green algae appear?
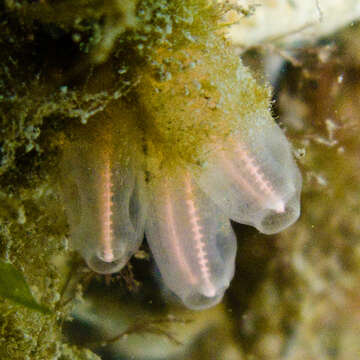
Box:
[0,260,50,314]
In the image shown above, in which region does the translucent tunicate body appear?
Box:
[197,114,302,234]
[60,120,147,274]
[145,168,237,310]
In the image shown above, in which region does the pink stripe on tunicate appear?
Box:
[164,179,197,285]
[221,143,285,213]
[100,159,115,262]
[184,174,216,297]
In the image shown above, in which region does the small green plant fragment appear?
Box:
[0,259,51,314]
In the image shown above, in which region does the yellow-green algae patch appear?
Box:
[138,39,271,168]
